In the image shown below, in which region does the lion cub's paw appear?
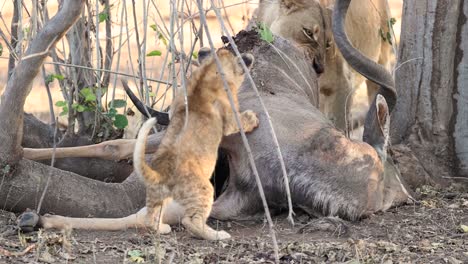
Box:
[242,110,259,132]
[213,230,231,240]
[156,223,172,234]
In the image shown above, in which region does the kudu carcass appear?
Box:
[18,0,410,232]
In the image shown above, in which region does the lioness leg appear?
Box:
[176,178,231,240]
[145,185,171,234]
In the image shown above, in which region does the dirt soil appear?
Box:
[1,186,467,264]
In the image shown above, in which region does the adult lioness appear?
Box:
[257,0,392,131]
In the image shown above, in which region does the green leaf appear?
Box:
[80,87,94,97]
[113,114,128,129]
[59,106,69,116]
[98,12,108,23]
[150,24,157,31]
[55,101,67,107]
[107,107,117,117]
[127,249,144,263]
[148,92,156,97]
[0,43,3,56]
[46,74,65,85]
[53,74,64,81]
[192,51,198,59]
[85,94,97,102]
[2,164,11,174]
[386,32,393,45]
[76,105,86,112]
[108,99,127,108]
[158,32,168,47]
[257,22,274,43]
[389,17,397,26]
[81,88,97,102]
[128,250,142,258]
[146,50,162,57]
[379,28,386,41]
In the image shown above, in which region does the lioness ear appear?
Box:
[238,53,254,69]
[198,47,212,64]
[280,0,305,11]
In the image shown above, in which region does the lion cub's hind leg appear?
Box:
[145,185,171,234]
[175,177,231,240]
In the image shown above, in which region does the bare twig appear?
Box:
[197,1,279,262]
[102,0,113,88]
[0,244,36,257]
[36,118,59,214]
[8,0,20,79]
[110,0,127,108]
[41,67,57,124]
[210,1,295,226]
[131,0,145,98]
[0,0,84,165]
[442,176,468,182]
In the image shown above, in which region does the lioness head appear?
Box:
[264,0,332,74]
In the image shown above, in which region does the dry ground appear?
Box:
[1,186,467,263]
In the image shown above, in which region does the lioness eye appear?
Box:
[303,28,313,38]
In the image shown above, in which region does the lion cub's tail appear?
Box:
[134,117,161,183]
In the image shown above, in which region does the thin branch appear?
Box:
[210,1,296,226]
[0,244,36,257]
[41,67,57,124]
[36,118,59,214]
[102,0,113,88]
[95,0,103,111]
[131,0,145,98]
[110,0,127,107]
[7,0,20,79]
[0,0,85,165]
[197,1,279,262]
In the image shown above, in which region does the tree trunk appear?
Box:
[0,0,85,166]
[0,159,144,217]
[391,0,468,184]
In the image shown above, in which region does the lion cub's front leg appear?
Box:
[223,110,259,136]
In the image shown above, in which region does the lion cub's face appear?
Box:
[197,48,254,89]
[265,0,332,74]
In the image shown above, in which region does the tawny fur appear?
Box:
[257,0,392,131]
[133,48,258,240]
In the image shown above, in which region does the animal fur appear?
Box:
[133,48,258,240]
[256,0,392,131]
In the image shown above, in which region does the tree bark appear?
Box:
[391,0,468,182]
[22,113,133,182]
[0,0,85,166]
[0,159,144,217]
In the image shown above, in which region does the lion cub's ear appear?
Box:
[238,53,254,70]
[198,47,212,64]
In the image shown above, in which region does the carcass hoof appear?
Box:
[298,216,349,237]
[17,210,40,233]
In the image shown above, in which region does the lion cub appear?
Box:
[133,48,258,240]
